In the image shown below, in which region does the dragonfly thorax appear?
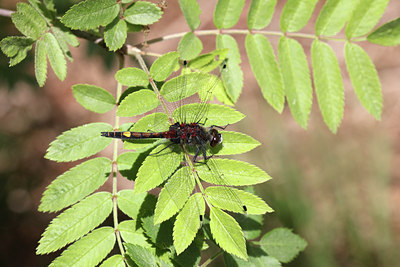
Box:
[168,122,222,148]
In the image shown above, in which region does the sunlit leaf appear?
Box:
[117,89,159,117]
[214,0,245,29]
[99,255,125,267]
[11,2,47,39]
[119,220,152,248]
[178,32,203,60]
[178,0,201,30]
[115,67,149,87]
[43,32,67,81]
[117,190,148,220]
[247,0,277,29]
[280,0,318,32]
[149,51,180,81]
[124,1,162,25]
[104,18,127,51]
[34,38,47,86]
[72,84,116,114]
[211,131,260,156]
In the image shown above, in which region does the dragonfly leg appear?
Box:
[149,142,174,156]
[209,124,229,130]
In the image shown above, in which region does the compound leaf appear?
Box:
[178,32,203,60]
[150,51,180,81]
[49,227,115,267]
[39,157,111,212]
[104,18,127,51]
[278,36,312,129]
[196,158,271,186]
[260,228,307,263]
[124,1,162,25]
[214,0,245,29]
[61,0,120,30]
[117,89,159,117]
[37,192,113,254]
[210,207,247,260]
[178,0,201,30]
[246,34,285,113]
[115,67,149,86]
[72,84,116,113]
[346,0,390,38]
[247,0,277,30]
[345,42,382,120]
[43,32,67,81]
[311,39,344,133]
[173,193,205,255]
[45,122,113,162]
[280,0,318,32]
[367,17,400,46]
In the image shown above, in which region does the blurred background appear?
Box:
[1,0,400,266]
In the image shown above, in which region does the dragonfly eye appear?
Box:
[210,129,222,147]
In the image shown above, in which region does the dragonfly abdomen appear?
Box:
[101,131,166,139]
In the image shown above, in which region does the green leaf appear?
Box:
[173,193,205,255]
[45,122,113,162]
[134,144,182,193]
[154,167,195,224]
[34,38,47,86]
[149,51,180,81]
[119,220,152,248]
[0,36,35,67]
[197,158,271,186]
[311,40,344,133]
[161,72,216,102]
[39,157,111,212]
[346,0,390,38]
[172,103,245,126]
[216,34,243,103]
[43,32,67,81]
[117,190,148,220]
[224,245,282,267]
[50,24,79,62]
[345,42,382,119]
[104,18,127,51]
[124,1,163,25]
[100,255,125,267]
[214,0,245,29]
[188,49,228,72]
[117,151,143,179]
[178,0,201,30]
[61,0,120,30]
[280,0,318,32]
[117,89,159,117]
[37,192,113,254]
[278,36,312,129]
[206,186,273,214]
[11,2,48,39]
[247,0,277,29]
[49,227,115,267]
[211,131,260,156]
[367,17,400,46]
[125,243,159,267]
[245,34,285,113]
[178,32,203,60]
[315,0,357,36]
[210,206,247,260]
[260,228,307,263]
[115,67,149,87]
[72,84,116,114]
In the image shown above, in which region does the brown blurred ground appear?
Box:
[0,0,400,266]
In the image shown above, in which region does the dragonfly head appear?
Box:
[209,128,222,147]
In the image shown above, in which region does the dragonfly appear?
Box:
[101,53,248,225]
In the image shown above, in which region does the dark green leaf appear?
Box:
[278,36,312,129]
[311,40,344,133]
[117,89,159,117]
[72,84,116,113]
[216,34,243,102]
[117,151,144,179]
[43,32,67,81]
[280,0,318,32]
[315,0,357,36]
[37,192,113,254]
[104,18,127,51]
[214,0,245,29]
[115,67,149,86]
[11,2,48,39]
[125,243,158,267]
[178,0,201,30]
[45,122,113,162]
[117,190,148,220]
[150,51,180,81]
[61,0,120,30]
[367,17,400,46]
[346,0,390,38]
[124,1,162,25]
[34,38,47,86]
[260,228,307,263]
[247,0,277,29]
[39,157,111,212]
[246,34,285,113]
[345,42,382,119]
[49,227,115,266]
[178,32,203,60]
[0,36,35,67]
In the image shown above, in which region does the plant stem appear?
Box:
[112,54,126,259]
[0,8,13,17]
[200,249,223,267]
